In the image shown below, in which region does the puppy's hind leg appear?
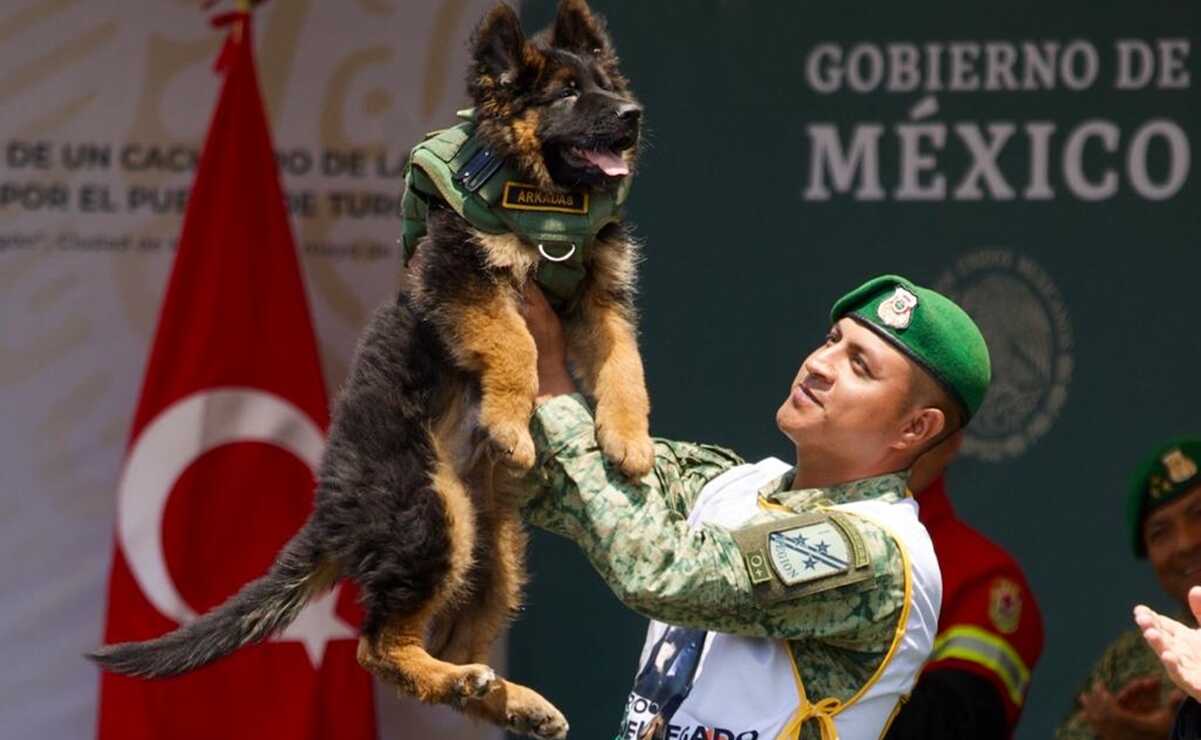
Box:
[458,504,568,740]
[465,679,569,740]
[359,430,499,707]
[357,615,497,707]
[437,465,528,665]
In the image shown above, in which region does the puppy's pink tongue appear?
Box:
[582,149,629,176]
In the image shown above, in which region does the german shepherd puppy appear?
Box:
[89,2,650,738]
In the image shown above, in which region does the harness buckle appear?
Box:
[455,147,503,192]
[538,242,577,263]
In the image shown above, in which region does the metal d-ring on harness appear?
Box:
[538,242,577,262]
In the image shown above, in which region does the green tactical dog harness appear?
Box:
[401,110,630,307]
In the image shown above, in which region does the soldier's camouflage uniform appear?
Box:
[1055,627,1179,739]
[520,394,913,738]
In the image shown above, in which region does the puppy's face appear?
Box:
[468,0,641,191]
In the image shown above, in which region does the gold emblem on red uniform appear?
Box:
[989,578,1022,635]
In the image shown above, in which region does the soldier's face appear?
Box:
[776,318,918,468]
[1144,485,1201,608]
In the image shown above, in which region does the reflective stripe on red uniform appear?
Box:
[916,476,1045,727]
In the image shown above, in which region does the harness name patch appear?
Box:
[500,182,589,214]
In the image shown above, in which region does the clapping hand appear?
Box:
[1077,674,1181,740]
[1136,586,1201,703]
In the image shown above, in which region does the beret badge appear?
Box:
[876,287,919,330]
[1128,438,1201,557]
[1163,449,1199,485]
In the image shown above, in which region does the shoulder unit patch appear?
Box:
[768,520,854,585]
[732,511,874,605]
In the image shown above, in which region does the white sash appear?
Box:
[619,459,941,740]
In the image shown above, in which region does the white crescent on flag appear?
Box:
[116,387,354,668]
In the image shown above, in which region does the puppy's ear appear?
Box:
[550,0,612,54]
[471,4,527,83]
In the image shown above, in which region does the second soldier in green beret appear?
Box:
[1057,438,1201,740]
[516,274,990,740]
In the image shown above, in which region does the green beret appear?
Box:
[830,274,992,420]
[1127,437,1201,557]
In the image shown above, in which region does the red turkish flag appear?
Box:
[96,12,375,740]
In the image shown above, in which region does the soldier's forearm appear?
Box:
[527,453,767,632]
[518,395,771,630]
[521,393,743,514]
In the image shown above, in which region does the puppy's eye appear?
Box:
[559,81,578,99]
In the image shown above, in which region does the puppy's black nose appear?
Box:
[616,103,642,125]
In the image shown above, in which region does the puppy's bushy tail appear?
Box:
[88,521,337,678]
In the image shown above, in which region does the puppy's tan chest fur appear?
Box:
[477,231,540,280]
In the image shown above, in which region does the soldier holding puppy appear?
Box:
[518,274,992,739]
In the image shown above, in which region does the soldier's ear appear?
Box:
[550,0,613,55]
[471,4,528,84]
[894,407,947,456]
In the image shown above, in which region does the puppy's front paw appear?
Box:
[596,407,653,478]
[485,421,537,470]
[451,664,500,705]
[600,428,654,478]
[504,689,569,740]
[510,706,568,740]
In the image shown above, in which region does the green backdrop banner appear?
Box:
[511,2,1201,738]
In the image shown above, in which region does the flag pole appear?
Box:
[233,0,251,43]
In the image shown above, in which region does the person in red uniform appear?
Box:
[885,432,1045,739]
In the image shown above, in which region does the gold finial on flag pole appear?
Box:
[201,0,263,44]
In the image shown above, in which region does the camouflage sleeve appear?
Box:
[1054,630,1173,739]
[520,394,906,645]
[1054,708,1096,740]
[522,393,745,520]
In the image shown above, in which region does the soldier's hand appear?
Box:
[1114,675,1166,713]
[522,282,576,402]
[1077,677,1182,740]
[1136,586,1201,703]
